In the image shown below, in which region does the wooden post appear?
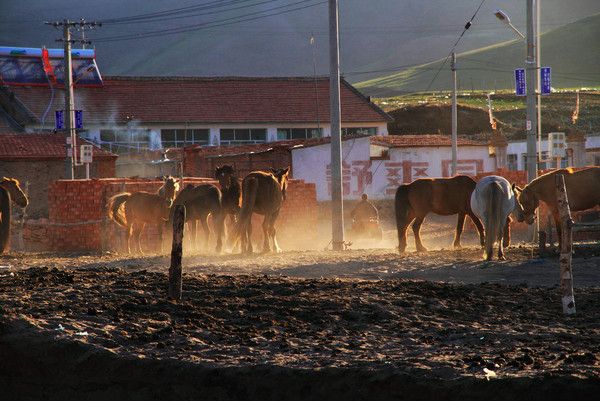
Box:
[546,214,553,248]
[168,205,185,301]
[555,174,576,315]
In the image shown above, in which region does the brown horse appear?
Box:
[171,183,225,253]
[517,167,600,246]
[215,165,242,222]
[232,167,290,254]
[0,178,29,254]
[395,175,485,254]
[107,192,172,254]
[157,175,180,203]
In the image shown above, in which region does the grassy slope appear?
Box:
[373,90,600,140]
[356,13,600,96]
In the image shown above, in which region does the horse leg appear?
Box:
[270,211,282,253]
[412,215,428,252]
[135,223,145,255]
[200,215,210,253]
[214,212,224,254]
[503,216,512,248]
[468,211,485,248]
[453,213,466,249]
[245,220,253,254]
[397,211,415,254]
[261,215,271,253]
[127,224,134,254]
[158,221,163,254]
[498,218,508,261]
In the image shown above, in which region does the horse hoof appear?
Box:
[416,247,428,253]
[453,244,462,250]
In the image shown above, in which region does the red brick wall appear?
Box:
[24,177,317,253]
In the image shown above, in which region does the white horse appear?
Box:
[470,176,524,261]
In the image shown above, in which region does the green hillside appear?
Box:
[356,13,600,96]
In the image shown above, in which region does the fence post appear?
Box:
[555,174,576,315]
[168,204,185,301]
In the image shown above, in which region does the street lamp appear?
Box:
[494,3,541,244]
[493,10,525,39]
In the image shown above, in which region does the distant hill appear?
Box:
[1,0,599,80]
[356,13,600,96]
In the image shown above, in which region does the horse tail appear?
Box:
[395,185,410,251]
[107,192,131,228]
[232,177,259,244]
[484,182,503,260]
[0,188,11,254]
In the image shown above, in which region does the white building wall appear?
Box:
[292,139,494,201]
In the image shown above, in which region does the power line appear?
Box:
[424,0,488,91]
[102,0,285,25]
[92,0,326,43]
[100,0,260,24]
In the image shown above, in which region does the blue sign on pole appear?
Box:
[515,68,526,96]
[541,67,551,95]
[55,110,64,130]
[75,110,83,129]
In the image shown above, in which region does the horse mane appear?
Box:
[0,187,11,253]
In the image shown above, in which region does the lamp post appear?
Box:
[494,6,538,183]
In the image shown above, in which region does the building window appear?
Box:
[342,127,377,136]
[507,154,518,171]
[220,128,267,144]
[277,128,321,140]
[161,129,209,148]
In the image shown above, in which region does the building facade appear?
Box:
[0,76,391,155]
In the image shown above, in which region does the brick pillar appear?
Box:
[489,130,508,170]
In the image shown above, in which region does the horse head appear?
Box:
[159,175,180,202]
[514,184,536,224]
[272,167,290,201]
[215,165,236,190]
[0,177,28,208]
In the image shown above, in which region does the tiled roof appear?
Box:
[370,134,485,148]
[185,134,370,157]
[6,76,391,125]
[0,134,117,160]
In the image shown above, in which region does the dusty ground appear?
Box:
[1,222,600,400]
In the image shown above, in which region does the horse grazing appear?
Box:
[107,192,172,254]
[157,175,180,203]
[517,167,600,246]
[0,177,29,254]
[232,167,290,254]
[395,175,484,254]
[171,183,225,253]
[470,175,524,261]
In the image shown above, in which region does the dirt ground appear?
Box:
[2,222,600,400]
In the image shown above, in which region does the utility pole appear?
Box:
[329,0,344,251]
[46,19,100,180]
[525,0,538,184]
[451,52,458,176]
[536,0,542,165]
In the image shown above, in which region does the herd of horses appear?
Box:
[0,166,599,261]
[106,165,290,255]
[396,167,600,260]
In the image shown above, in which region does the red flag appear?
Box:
[41,47,57,85]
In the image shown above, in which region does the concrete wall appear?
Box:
[292,138,494,201]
